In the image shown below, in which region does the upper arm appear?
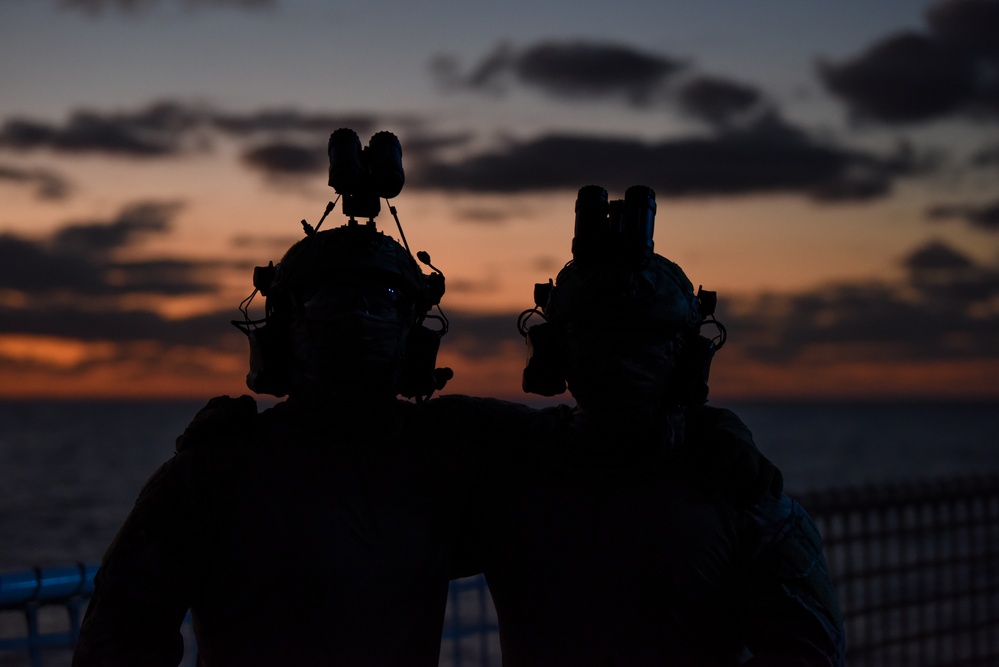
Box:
[74,457,203,667]
[737,494,846,667]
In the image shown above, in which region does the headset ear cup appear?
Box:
[398,325,445,399]
[669,333,715,406]
[245,323,292,397]
[522,322,567,396]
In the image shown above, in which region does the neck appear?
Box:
[569,405,685,458]
[287,388,399,417]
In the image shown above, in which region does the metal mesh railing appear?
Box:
[3,472,998,666]
[799,473,999,667]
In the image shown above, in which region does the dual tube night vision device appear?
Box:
[572,184,656,270]
[327,128,405,221]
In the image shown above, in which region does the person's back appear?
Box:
[77,396,490,666]
[73,129,536,666]
[479,404,819,666]
[479,184,844,665]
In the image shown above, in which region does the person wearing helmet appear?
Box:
[72,130,533,667]
[473,185,845,665]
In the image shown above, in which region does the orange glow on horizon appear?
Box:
[3,338,997,402]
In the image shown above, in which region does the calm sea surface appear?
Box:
[2,398,998,571]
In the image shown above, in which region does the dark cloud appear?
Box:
[724,239,999,364]
[400,131,476,160]
[58,0,275,16]
[209,110,387,138]
[967,202,999,229]
[52,201,180,257]
[0,102,414,160]
[903,239,974,270]
[0,164,71,200]
[433,40,783,130]
[452,207,515,225]
[0,102,202,156]
[410,114,914,201]
[818,33,979,123]
[0,202,250,359]
[434,40,685,106]
[675,76,766,127]
[903,240,999,304]
[235,130,475,180]
[241,143,326,176]
[925,0,999,58]
[107,259,233,296]
[970,144,999,167]
[0,302,235,347]
[433,239,999,371]
[818,0,999,123]
[0,201,224,297]
[925,199,999,231]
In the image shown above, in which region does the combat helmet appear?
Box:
[232,129,451,401]
[518,184,726,407]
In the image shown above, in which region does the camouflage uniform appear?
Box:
[74,394,533,667]
[474,404,845,666]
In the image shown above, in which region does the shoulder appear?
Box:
[421,394,542,430]
[741,492,846,660]
[174,394,260,452]
[678,405,784,506]
[684,405,754,445]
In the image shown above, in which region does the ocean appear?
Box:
[3,397,998,572]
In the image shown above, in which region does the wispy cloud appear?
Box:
[725,239,999,364]
[970,144,999,167]
[0,303,234,347]
[241,142,326,177]
[0,201,249,375]
[0,102,413,159]
[674,76,767,127]
[432,39,782,131]
[410,114,918,201]
[57,0,276,17]
[0,201,229,298]
[0,93,927,201]
[0,164,72,200]
[926,199,999,231]
[444,239,999,372]
[433,40,685,106]
[0,102,202,156]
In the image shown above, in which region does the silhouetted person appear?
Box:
[475,185,845,666]
[72,130,531,667]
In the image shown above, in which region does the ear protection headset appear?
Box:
[232,129,452,401]
[234,223,451,400]
[518,184,726,407]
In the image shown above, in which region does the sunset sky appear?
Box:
[2,0,998,401]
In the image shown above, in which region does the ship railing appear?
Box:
[3,472,999,667]
[797,472,999,667]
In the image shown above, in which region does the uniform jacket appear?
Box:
[73,394,532,667]
[473,404,845,667]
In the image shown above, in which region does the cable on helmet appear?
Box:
[231,129,452,402]
[519,184,727,406]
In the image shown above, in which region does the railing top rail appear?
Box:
[0,563,97,609]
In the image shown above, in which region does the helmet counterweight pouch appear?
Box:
[670,332,716,406]
[398,325,452,399]
[522,322,567,396]
[245,323,292,398]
